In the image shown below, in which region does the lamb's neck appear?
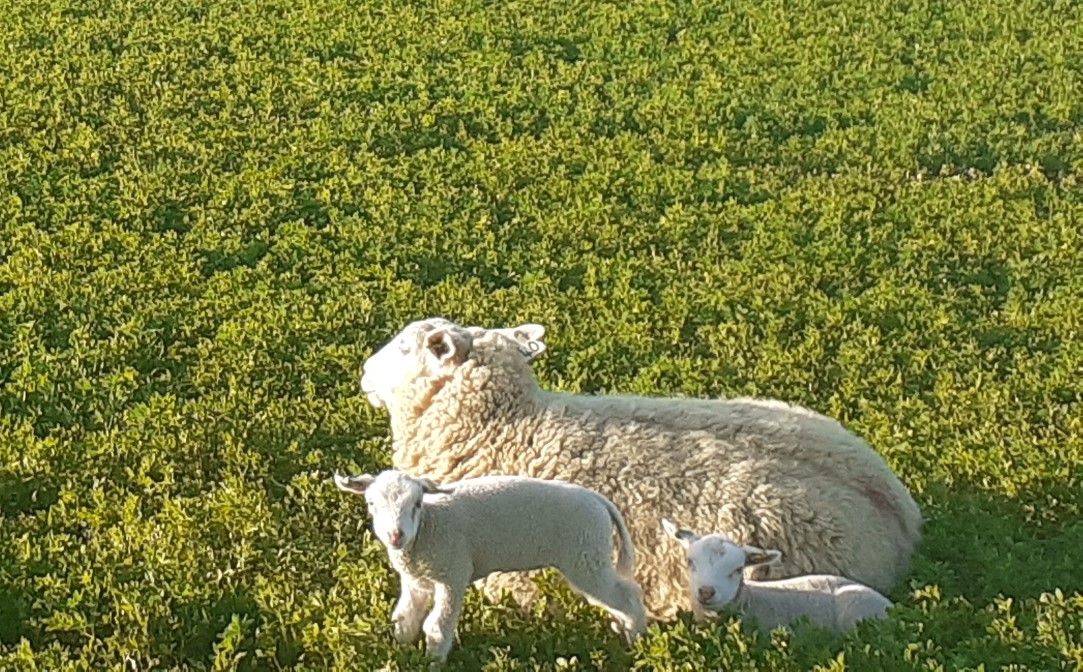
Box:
[733,581,783,628]
[385,510,438,578]
[734,581,756,612]
[384,542,417,574]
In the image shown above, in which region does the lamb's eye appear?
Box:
[414,500,422,510]
[687,559,695,570]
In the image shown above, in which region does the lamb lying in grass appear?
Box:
[333,469,649,665]
[661,518,893,634]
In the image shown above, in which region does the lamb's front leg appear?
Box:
[392,574,431,644]
[422,577,468,666]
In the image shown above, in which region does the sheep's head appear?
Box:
[334,469,455,550]
[661,518,782,613]
[359,317,547,411]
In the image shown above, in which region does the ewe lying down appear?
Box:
[662,518,893,634]
[333,469,648,663]
[359,317,923,621]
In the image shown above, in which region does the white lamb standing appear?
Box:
[661,517,894,634]
[358,317,923,621]
[333,469,648,665]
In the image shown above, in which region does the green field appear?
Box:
[1,0,1081,668]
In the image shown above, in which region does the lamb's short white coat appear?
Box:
[357,317,923,620]
[662,518,893,634]
[334,469,648,664]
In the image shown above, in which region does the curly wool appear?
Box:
[378,321,922,622]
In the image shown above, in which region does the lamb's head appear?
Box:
[358,317,547,411]
[661,518,782,613]
[334,469,455,550]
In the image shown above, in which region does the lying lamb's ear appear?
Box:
[333,471,375,495]
[417,477,456,495]
[424,327,471,369]
[742,546,783,568]
[661,518,699,547]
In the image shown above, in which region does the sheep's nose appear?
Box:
[388,529,403,547]
[697,586,716,602]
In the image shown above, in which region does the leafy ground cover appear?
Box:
[1,0,1081,668]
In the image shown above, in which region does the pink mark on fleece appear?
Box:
[863,485,895,516]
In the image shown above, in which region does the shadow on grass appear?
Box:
[374,474,1083,670]
[385,577,638,672]
[908,477,1083,604]
[0,585,33,646]
[1,454,1076,669]
[146,589,304,670]
[0,473,59,520]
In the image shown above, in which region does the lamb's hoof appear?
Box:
[609,619,640,646]
[610,619,641,645]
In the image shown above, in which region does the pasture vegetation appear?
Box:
[0,0,1080,668]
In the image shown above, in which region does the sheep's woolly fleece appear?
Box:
[359,317,923,621]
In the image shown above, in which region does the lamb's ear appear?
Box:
[333,471,375,495]
[661,518,699,547]
[742,546,783,568]
[495,323,547,362]
[416,477,456,495]
[424,327,471,370]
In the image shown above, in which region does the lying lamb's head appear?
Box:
[661,518,782,613]
[359,317,547,410]
[334,469,455,550]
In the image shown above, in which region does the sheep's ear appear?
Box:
[417,477,456,495]
[510,323,547,361]
[661,518,699,547]
[742,546,783,568]
[494,323,548,362]
[334,471,375,495]
[425,327,470,369]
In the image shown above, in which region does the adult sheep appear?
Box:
[358,317,922,622]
